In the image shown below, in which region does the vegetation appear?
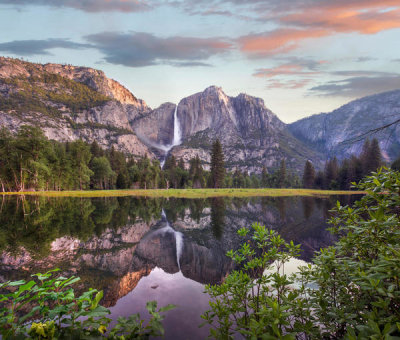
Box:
[2,188,364,198]
[302,160,315,188]
[0,126,315,193]
[0,73,110,119]
[0,269,174,339]
[202,168,400,339]
[210,139,225,188]
[302,138,384,190]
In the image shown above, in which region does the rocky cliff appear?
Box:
[132,86,323,172]
[0,57,153,157]
[288,90,400,162]
[2,57,398,172]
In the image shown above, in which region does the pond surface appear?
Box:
[0,195,360,339]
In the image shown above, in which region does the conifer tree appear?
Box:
[302,160,315,188]
[324,157,339,189]
[367,138,383,173]
[210,139,225,188]
[261,166,269,188]
[391,156,400,171]
[277,159,286,188]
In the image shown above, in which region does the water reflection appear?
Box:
[0,194,361,339]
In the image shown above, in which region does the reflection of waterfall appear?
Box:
[175,232,183,270]
[160,104,182,168]
[157,210,184,270]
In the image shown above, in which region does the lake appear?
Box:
[0,194,360,339]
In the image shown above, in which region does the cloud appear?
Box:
[253,58,327,78]
[0,0,151,12]
[354,57,377,63]
[280,2,400,35]
[266,79,312,89]
[309,73,400,97]
[0,39,92,56]
[238,29,329,56]
[168,61,213,67]
[85,31,232,67]
[180,0,400,57]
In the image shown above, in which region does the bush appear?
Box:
[0,269,175,339]
[202,168,400,339]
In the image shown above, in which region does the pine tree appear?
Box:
[367,138,383,173]
[392,156,400,171]
[302,160,315,188]
[324,157,339,189]
[277,159,286,188]
[261,166,269,188]
[338,159,352,190]
[210,139,225,188]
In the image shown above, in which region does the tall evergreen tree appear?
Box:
[338,159,352,190]
[367,138,383,173]
[210,139,225,188]
[261,166,269,188]
[302,160,315,188]
[324,157,339,189]
[391,156,400,171]
[277,159,286,188]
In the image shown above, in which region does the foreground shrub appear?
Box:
[202,168,400,339]
[0,269,174,339]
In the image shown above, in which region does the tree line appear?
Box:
[1,126,397,192]
[301,137,396,190]
[0,128,299,192]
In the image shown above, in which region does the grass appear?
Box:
[1,188,365,198]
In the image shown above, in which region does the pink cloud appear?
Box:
[253,64,319,78]
[266,79,312,89]
[238,29,329,56]
[238,1,400,56]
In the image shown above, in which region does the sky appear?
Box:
[0,0,399,123]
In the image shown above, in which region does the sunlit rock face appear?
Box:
[168,86,322,173]
[289,89,400,163]
[0,57,154,158]
[132,102,176,148]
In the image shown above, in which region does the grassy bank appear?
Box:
[1,188,365,198]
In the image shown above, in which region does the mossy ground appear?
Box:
[2,188,365,198]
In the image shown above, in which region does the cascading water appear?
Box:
[172,104,182,146]
[158,209,184,270]
[160,104,182,168]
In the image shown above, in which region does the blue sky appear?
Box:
[0,0,399,122]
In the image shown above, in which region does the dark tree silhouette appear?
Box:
[210,139,225,188]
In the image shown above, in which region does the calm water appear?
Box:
[0,195,360,339]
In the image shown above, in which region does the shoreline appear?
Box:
[0,188,366,198]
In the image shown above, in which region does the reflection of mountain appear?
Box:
[0,195,359,308]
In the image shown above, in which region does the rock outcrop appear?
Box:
[2,57,398,171]
[0,57,154,158]
[134,86,323,172]
[288,90,400,162]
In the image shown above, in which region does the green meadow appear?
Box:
[2,188,365,198]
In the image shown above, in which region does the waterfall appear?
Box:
[158,209,184,270]
[172,104,182,146]
[160,104,182,169]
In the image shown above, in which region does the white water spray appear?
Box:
[160,104,182,168]
[172,104,182,146]
[157,209,184,270]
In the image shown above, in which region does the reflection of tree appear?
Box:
[188,199,207,222]
[211,197,226,239]
[0,196,166,258]
[302,197,315,220]
[277,197,286,220]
